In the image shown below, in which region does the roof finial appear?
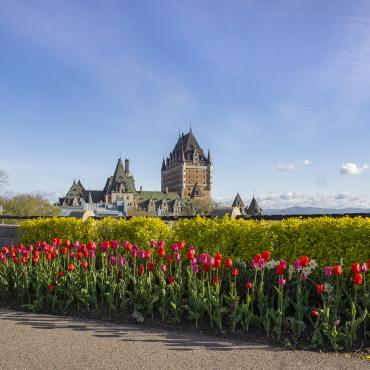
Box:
[190,119,192,133]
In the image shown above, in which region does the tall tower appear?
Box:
[161,129,212,202]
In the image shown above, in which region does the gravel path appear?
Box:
[0,309,368,370]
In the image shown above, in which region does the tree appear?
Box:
[0,194,58,216]
[181,198,214,216]
[0,170,8,190]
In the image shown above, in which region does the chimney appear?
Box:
[125,158,130,175]
[140,185,142,194]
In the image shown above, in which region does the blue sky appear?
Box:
[1,0,370,208]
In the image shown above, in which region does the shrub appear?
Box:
[18,216,370,264]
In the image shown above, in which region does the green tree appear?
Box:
[0,194,58,216]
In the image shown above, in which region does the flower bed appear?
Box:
[0,239,369,350]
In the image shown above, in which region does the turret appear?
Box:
[125,158,130,176]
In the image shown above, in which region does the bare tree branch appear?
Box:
[0,170,8,190]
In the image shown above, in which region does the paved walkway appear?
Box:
[0,309,367,370]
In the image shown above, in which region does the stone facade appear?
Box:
[161,129,212,203]
[59,158,183,216]
[59,129,212,217]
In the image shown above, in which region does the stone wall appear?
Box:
[0,224,18,246]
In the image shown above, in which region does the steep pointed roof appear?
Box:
[232,193,244,207]
[161,157,166,171]
[190,182,203,198]
[87,190,93,204]
[247,196,262,216]
[113,158,126,182]
[173,130,205,159]
[207,149,212,164]
[77,180,85,191]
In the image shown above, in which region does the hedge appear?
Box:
[17,216,370,264]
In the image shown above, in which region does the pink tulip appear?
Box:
[294,260,301,270]
[278,278,286,286]
[150,240,156,248]
[199,253,208,264]
[161,264,167,272]
[208,257,215,266]
[251,260,257,269]
[280,260,287,269]
[258,258,265,268]
[119,257,126,266]
[324,266,332,277]
[171,244,179,252]
[139,250,145,259]
[175,252,181,263]
[361,262,368,272]
[192,264,199,274]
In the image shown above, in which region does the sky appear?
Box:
[1,0,370,209]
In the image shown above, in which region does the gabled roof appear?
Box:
[232,193,244,207]
[190,182,203,198]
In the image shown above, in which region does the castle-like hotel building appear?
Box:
[59,129,212,216]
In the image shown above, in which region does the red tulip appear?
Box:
[65,240,71,248]
[203,262,211,272]
[214,259,221,270]
[177,241,185,250]
[168,275,175,285]
[147,262,155,271]
[48,283,55,292]
[225,258,233,269]
[262,251,271,261]
[300,255,310,267]
[12,257,19,264]
[275,264,285,275]
[81,260,88,270]
[353,273,363,285]
[215,253,223,261]
[61,247,68,255]
[245,281,252,289]
[187,251,195,260]
[68,263,75,272]
[351,262,360,273]
[254,253,261,262]
[311,310,320,318]
[157,246,165,257]
[231,267,239,277]
[333,265,343,276]
[138,264,145,276]
[166,255,173,264]
[57,271,63,279]
[212,276,221,285]
[316,284,324,295]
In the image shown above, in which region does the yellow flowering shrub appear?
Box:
[18,215,370,263]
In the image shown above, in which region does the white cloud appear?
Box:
[340,162,369,175]
[216,191,370,209]
[257,192,370,209]
[277,160,311,172]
